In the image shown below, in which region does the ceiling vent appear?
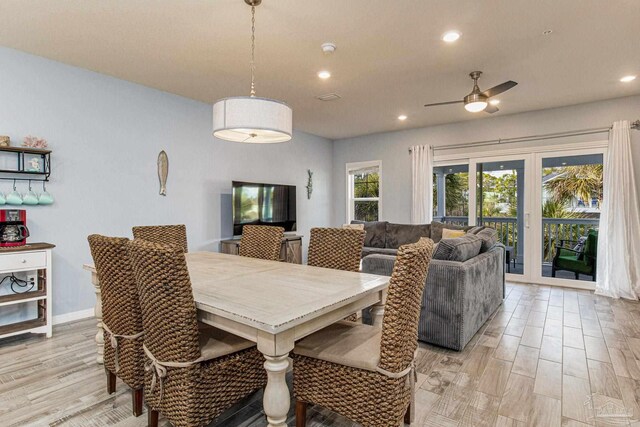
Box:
[315,93,342,101]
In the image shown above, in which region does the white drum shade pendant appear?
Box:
[212,0,292,143]
[213,96,292,143]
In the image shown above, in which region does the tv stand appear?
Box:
[220,234,303,264]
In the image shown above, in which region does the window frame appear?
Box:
[345,160,382,223]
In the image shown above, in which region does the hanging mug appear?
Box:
[6,182,23,205]
[38,182,54,205]
[23,181,39,205]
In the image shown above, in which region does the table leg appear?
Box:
[506,250,511,274]
[370,289,387,327]
[90,270,104,364]
[263,354,291,427]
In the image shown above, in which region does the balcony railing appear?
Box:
[434,216,599,262]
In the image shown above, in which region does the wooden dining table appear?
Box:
[85,251,390,427]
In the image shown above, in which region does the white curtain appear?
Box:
[595,120,640,300]
[410,145,433,224]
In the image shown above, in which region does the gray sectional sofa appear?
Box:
[354,220,505,351]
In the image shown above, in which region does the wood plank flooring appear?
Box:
[1,282,640,426]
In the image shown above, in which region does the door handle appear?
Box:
[525,213,530,228]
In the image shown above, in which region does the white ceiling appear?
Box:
[1,0,639,139]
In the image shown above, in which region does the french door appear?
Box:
[435,143,606,289]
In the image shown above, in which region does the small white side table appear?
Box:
[0,243,54,339]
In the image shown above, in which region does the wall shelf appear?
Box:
[0,146,51,182]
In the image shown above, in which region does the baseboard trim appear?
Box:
[53,308,95,325]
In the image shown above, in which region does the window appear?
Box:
[346,161,381,222]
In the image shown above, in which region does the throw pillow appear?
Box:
[573,236,587,252]
[476,228,499,252]
[433,234,482,262]
[343,223,365,230]
[430,221,473,243]
[442,229,466,239]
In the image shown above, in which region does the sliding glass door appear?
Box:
[533,149,605,287]
[476,159,528,277]
[432,163,470,225]
[469,155,533,281]
[434,145,605,288]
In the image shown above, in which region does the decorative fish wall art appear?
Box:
[306,169,313,199]
[158,150,168,196]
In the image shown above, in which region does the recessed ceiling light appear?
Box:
[620,75,637,83]
[318,71,331,79]
[489,99,500,106]
[543,29,553,35]
[398,115,408,121]
[442,31,461,43]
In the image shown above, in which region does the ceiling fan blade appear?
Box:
[424,100,464,107]
[484,104,499,114]
[482,81,517,98]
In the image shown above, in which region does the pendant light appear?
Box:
[212,0,292,143]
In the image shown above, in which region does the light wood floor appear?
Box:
[1,282,640,426]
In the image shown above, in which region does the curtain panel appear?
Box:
[410,145,433,224]
[595,120,640,300]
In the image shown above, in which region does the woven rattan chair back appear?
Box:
[379,237,434,374]
[238,225,284,261]
[307,227,366,272]
[88,234,144,388]
[132,224,188,253]
[128,239,201,363]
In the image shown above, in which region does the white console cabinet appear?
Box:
[0,243,54,339]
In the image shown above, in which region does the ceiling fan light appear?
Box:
[464,101,488,113]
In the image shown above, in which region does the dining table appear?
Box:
[84,251,390,427]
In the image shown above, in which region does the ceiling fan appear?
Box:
[424,71,517,113]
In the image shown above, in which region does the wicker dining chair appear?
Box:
[87,234,145,417]
[307,227,366,321]
[127,239,267,427]
[292,238,435,427]
[132,224,188,253]
[307,227,366,272]
[238,224,285,261]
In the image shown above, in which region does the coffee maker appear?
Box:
[0,209,29,247]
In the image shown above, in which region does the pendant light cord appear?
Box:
[250,5,256,97]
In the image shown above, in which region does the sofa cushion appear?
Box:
[362,247,398,257]
[294,320,381,372]
[385,223,431,249]
[430,221,473,243]
[351,220,387,248]
[467,226,486,235]
[476,228,499,253]
[433,234,482,262]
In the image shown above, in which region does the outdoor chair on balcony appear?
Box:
[551,229,598,281]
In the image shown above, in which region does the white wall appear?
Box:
[332,95,640,224]
[0,47,333,321]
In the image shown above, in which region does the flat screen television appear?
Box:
[232,181,297,236]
